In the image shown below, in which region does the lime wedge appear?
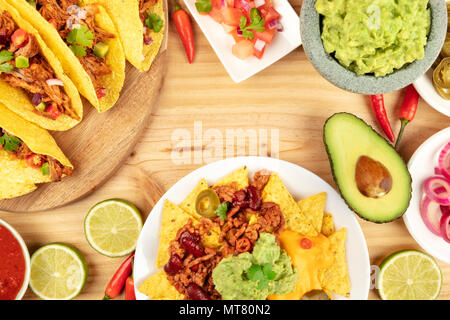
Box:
[84,199,143,257]
[377,250,442,300]
[29,243,88,300]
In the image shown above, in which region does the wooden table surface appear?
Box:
[1,0,449,300]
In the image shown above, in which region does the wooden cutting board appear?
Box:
[0,40,167,213]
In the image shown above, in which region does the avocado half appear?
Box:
[323,113,412,223]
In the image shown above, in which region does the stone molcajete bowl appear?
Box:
[300,0,448,94]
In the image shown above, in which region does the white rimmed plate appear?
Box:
[403,127,450,263]
[182,0,301,83]
[134,156,370,300]
[413,0,450,117]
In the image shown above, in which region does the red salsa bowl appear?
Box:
[0,219,30,300]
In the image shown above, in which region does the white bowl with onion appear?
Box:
[403,127,450,263]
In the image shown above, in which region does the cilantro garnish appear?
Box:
[0,63,13,73]
[216,202,230,220]
[66,25,94,57]
[42,162,50,176]
[247,263,276,290]
[145,14,163,33]
[239,8,265,40]
[0,133,21,151]
[0,50,13,64]
[195,0,212,13]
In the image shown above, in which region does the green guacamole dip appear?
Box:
[212,233,297,300]
[315,0,431,77]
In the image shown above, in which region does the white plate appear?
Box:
[134,156,370,300]
[413,0,450,117]
[403,127,450,263]
[414,69,450,117]
[183,0,301,83]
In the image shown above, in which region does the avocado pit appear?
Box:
[355,156,392,198]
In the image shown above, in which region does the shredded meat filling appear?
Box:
[36,0,114,93]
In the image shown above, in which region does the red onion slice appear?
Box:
[46,78,64,86]
[439,142,450,181]
[435,167,442,175]
[440,214,450,243]
[31,93,42,106]
[254,0,265,7]
[254,39,265,52]
[423,176,450,205]
[240,0,251,11]
[421,196,443,236]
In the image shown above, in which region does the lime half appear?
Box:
[30,243,88,300]
[84,199,143,257]
[377,250,442,300]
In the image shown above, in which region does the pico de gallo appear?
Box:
[195,0,283,60]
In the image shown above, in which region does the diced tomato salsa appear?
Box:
[195,0,282,60]
[0,225,26,300]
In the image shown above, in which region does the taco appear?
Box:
[0,103,73,200]
[7,0,126,112]
[0,0,83,131]
[97,0,165,72]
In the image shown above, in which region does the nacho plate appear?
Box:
[134,156,370,300]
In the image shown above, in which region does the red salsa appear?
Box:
[0,225,26,300]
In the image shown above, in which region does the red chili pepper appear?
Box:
[173,3,195,63]
[103,253,134,300]
[26,153,44,169]
[125,277,136,300]
[370,94,395,143]
[395,84,419,149]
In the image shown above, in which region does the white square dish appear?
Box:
[183,0,302,82]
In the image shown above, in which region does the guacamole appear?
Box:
[212,233,298,300]
[316,0,431,77]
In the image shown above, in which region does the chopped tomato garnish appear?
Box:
[11,29,29,48]
[208,7,224,24]
[222,7,242,26]
[259,5,280,24]
[96,88,106,99]
[232,39,254,60]
[300,238,312,249]
[45,104,62,120]
[26,154,44,169]
[254,28,275,44]
[211,0,222,9]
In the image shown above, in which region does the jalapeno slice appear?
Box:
[195,189,220,218]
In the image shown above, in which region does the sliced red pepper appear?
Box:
[300,238,312,249]
[26,153,44,169]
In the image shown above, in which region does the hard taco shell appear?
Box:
[0,0,83,131]
[7,0,126,112]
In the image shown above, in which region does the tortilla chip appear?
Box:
[180,178,209,219]
[0,1,82,131]
[213,166,249,190]
[321,228,351,298]
[138,270,184,300]
[262,173,317,236]
[321,213,334,237]
[297,192,326,233]
[156,200,194,268]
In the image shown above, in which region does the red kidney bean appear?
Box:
[164,254,183,276]
[0,31,7,45]
[180,236,204,257]
[247,185,261,210]
[180,231,201,243]
[187,283,212,300]
[191,264,199,272]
